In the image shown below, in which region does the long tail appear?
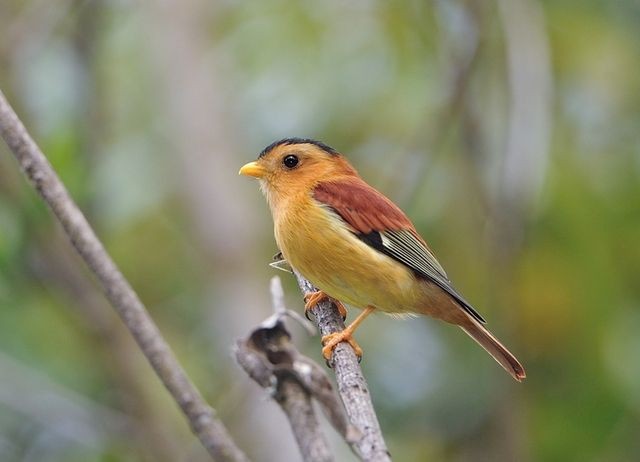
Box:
[460,318,526,382]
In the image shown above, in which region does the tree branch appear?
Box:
[236,276,360,462]
[237,341,332,462]
[294,272,392,462]
[0,89,248,462]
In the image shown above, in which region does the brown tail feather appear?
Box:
[460,319,526,382]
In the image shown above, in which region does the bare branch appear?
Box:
[0,89,248,462]
[235,276,359,462]
[235,329,333,462]
[269,274,316,336]
[294,272,392,462]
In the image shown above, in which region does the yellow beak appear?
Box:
[239,161,267,178]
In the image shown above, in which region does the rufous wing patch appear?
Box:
[313,177,413,234]
[312,177,486,324]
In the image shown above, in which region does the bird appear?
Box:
[239,138,526,381]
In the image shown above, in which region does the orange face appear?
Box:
[239,140,356,204]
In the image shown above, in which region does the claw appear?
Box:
[303,291,348,321]
[303,291,325,318]
[321,331,363,361]
[335,300,348,321]
[318,306,375,364]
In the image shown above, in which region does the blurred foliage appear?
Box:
[1,0,639,461]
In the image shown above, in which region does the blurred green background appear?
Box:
[1,0,639,461]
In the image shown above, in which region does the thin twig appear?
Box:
[236,276,359,462]
[0,89,248,462]
[294,272,392,462]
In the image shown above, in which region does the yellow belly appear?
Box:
[274,200,423,314]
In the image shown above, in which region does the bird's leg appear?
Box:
[304,290,347,320]
[321,306,375,361]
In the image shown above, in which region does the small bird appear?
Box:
[240,138,525,381]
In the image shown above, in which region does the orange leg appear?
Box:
[321,306,375,361]
[304,290,347,320]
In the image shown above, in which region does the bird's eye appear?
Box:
[283,154,299,169]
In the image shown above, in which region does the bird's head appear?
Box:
[239,138,357,205]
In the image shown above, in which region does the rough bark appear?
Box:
[294,272,392,462]
[235,276,359,462]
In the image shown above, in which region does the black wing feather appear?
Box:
[357,230,486,324]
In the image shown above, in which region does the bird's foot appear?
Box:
[303,291,347,321]
[320,306,375,364]
[321,330,363,362]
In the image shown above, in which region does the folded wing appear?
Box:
[313,177,486,324]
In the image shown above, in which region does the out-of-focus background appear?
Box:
[0,1,639,461]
